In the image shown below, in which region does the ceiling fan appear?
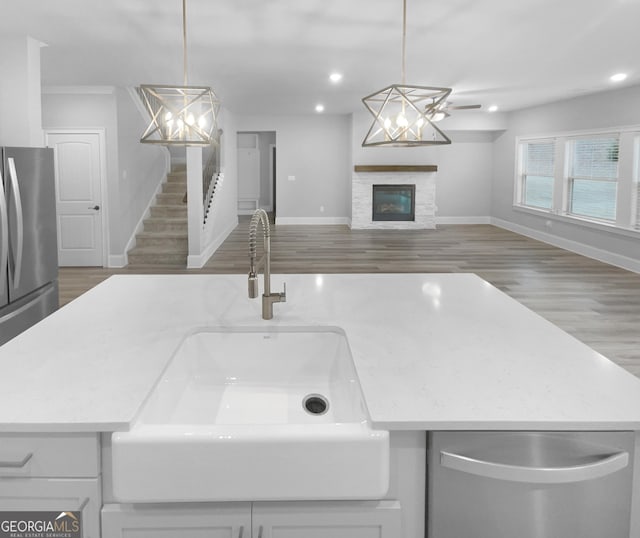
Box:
[428,101,482,122]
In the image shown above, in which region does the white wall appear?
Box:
[236,114,351,222]
[234,113,496,223]
[0,36,44,146]
[193,107,239,267]
[114,88,168,260]
[492,84,640,267]
[42,87,168,264]
[42,88,121,259]
[215,108,239,237]
[351,111,495,221]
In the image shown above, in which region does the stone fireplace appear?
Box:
[351,165,437,229]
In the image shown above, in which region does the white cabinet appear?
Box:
[102,503,252,538]
[0,433,99,478]
[0,433,101,538]
[252,501,402,538]
[0,478,101,538]
[102,501,401,538]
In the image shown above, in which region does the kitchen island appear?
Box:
[1,273,640,537]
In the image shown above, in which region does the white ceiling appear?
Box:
[3,0,639,115]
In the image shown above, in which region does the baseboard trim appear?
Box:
[107,255,127,268]
[275,217,351,225]
[275,216,490,226]
[187,217,238,269]
[436,216,492,225]
[492,217,640,274]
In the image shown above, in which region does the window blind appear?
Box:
[571,137,619,179]
[568,137,619,221]
[524,141,555,176]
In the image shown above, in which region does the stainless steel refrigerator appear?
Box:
[0,147,58,346]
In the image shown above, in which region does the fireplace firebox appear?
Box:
[372,184,416,221]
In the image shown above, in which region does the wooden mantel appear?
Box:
[354,165,438,172]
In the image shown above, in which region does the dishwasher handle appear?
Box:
[441,449,629,484]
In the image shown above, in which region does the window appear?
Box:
[567,136,619,221]
[520,140,555,209]
[515,128,640,234]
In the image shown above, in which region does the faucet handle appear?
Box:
[280,282,287,302]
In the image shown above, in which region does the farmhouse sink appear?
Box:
[111,327,389,502]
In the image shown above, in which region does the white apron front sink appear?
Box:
[111,327,389,502]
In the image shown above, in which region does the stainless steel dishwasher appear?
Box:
[428,431,635,538]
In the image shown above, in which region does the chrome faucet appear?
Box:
[248,209,286,320]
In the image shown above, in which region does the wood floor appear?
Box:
[59,220,640,377]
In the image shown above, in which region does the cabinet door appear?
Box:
[102,503,252,538]
[252,501,402,538]
[0,433,100,478]
[0,477,101,538]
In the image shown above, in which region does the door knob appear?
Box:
[88,205,100,210]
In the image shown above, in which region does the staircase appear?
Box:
[127,165,188,267]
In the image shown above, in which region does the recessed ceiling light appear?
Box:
[610,73,628,82]
[315,104,325,113]
[329,73,343,83]
[488,105,499,112]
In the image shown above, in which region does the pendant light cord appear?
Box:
[401,0,406,85]
[182,0,188,86]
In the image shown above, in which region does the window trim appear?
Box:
[513,205,640,240]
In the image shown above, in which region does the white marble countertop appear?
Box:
[1,273,640,432]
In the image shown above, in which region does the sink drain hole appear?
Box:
[303,394,329,416]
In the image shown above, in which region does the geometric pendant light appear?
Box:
[138,84,219,146]
[139,0,220,146]
[362,84,452,146]
[362,0,452,147]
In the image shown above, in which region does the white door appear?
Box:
[46,131,105,266]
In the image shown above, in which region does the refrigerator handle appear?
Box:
[7,158,24,290]
[0,169,8,290]
[440,449,629,484]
